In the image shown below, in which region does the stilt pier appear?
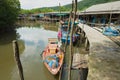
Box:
[78,23,120,80]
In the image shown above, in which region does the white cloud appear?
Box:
[19,0,81,9]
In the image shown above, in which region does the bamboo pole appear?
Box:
[68,0,77,80]
[59,69,62,80]
[64,11,72,52]
[64,0,74,52]
[71,0,74,12]
[59,3,61,20]
[79,10,86,46]
[85,37,89,51]
[108,8,112,27]
[13,40,24,80]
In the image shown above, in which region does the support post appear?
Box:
[64,0,74,52]
[79,31,84,46]
[85,38,89,51]
[68,0,77,80]
[13,40,24,80]
[59,66,63,80]
[64,11,72,52]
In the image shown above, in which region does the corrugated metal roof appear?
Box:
[79,10,120,15]
[86,1,120,12]
[80,1,120,14]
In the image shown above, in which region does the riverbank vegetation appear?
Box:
[0,0,20,32]
[17,20,58,31]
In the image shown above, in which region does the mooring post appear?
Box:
[68,0,78,80]
[79,32,83,46]
[85,38,89,51]
[64,0,76,53]
[64,11,72,52]
[59,66,63,80]
[12,40,24,80]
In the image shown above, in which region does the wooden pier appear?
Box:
[93,27,120,46]
[78,23,120,80]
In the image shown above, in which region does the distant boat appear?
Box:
[42,38,64,75]
[61,31,77,44]
[63,21,79,26]
[58,24,80,44]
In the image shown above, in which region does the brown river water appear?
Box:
[0,23,59,80]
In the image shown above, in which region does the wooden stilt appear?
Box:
[64,11,72,52]
[13,40,24,80]
[64,0,74,52]
[68,0,78,80]
[85,37,89,51]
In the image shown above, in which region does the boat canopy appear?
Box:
[56,13,68,16]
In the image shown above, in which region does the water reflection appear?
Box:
[17,27,57,50]
[0,24,58,80]
[0,29,21,80]
[11,27,58,80]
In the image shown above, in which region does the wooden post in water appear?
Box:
[85,37,89,51]
[108,7,112,27]
[68,0,77,80]
[59,65,63,80]
[12,40,24,80]
[64,11,72,52]
[59,3,61,20]
[64,0,74,52]
[79,11,86,46]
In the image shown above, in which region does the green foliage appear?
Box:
[20,9,32,14]
[0,0,20,27]
[20,8,54,14]
[40,8,54,13]
[20,0,119,14]
[60,6,70,11]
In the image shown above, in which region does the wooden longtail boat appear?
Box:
[42,38,64,75]
[58,25,80,44]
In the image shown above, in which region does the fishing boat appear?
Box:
[58,24,80,44]
[42,38,64,75]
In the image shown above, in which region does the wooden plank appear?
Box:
[72,53,81,67]
[48,38,58,43]
[72,53,88,69]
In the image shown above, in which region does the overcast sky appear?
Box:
[19,0,81,9]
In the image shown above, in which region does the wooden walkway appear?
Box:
[78,23,120,80]
[93,27,120,46]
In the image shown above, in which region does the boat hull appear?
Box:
[42,45,64,75]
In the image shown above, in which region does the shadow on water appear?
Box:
[60,41,89,80]
[0,26,25,53]
[0,27,25,80]
[0,29,19,45]
[0,21,59,80]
